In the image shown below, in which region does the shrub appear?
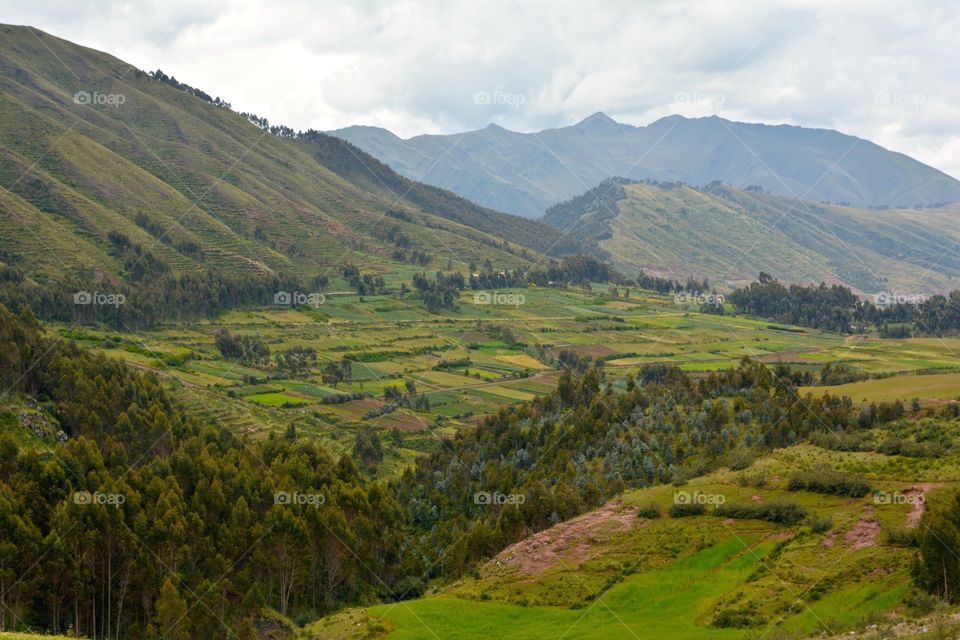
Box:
[788,465,871,497]
[736,472,768,488]
[636,502,661,519]
[808,513,833,533]
[809,429,873,452]
[713,500,807,524]
[883,527,918,547]
[669,502,705,518]
[728,447,755,471]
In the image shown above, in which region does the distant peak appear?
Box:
[574,111,619,129]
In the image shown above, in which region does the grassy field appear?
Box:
[802,372,960,404]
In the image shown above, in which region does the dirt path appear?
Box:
[904,483,941,528]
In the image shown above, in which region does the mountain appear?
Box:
[0,25,571,317]
[541,178,960,293]
[331,113,960,218]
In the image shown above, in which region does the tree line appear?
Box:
[729,272,960,336]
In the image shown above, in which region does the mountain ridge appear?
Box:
[331,112,960,217]
[540,177,960,293]
[0,24,574,325]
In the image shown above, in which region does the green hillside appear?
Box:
[305,440,956,639]
[0,25,569,318]
[541,179,960,293]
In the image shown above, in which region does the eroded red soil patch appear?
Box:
[485,503,639,577]
[903,483,941,528]
[845,506,880,550]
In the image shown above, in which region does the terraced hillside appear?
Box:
[0,25,568,297]
[541,179,960,293]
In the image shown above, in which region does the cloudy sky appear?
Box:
[5,0,959,177]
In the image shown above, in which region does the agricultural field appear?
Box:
[802,372,960,405]
[50,284,960,476]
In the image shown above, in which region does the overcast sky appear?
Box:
[4,0,959,177]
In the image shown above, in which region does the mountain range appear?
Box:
[331,113,960,218]
[2,23,959,301]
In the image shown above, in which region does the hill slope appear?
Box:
[307,439,956,639]
[540,179,960,293]
[0,25,570,305]
[331,113,960,218]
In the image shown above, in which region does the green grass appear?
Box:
[245,392,311,406]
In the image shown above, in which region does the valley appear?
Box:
[27,284,960,479]
[1,13,960,640]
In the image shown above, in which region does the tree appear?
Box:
[154,577,190,640]
[353,428,383,475]
[276,346,317,378]
[915,490,960,602]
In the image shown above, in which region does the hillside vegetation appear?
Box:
[541,179,960,292]
[0,25,573,327]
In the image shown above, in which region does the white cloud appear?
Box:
[4,0,959,177]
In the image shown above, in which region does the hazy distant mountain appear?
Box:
[331,113,960,218]
[540,178,960,293]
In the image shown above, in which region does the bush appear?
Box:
[788,465,871,497]
[728,447,755,471]
[391,576,426,600]
[876,437,946,458]
[883,527,918,547]
[809,429,873,452]
[736,472,768,488]
[808,513,833,533]
[669,502,705,518]
[713,500,807,524]
[636,502,661,519]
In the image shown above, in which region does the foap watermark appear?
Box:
[673,291,724,307]
[674,490,726,505]
[873,291,929,306]
[74,491,126,507]
[874,490,924,506]
[874,91,925,109]
[675,91,726,108]
[274,491,326,507]
[473,291,525,307]
[474,491,525,506]
[74,90,126,108]
[473,90,526,108]
[74,290,125,307]
[274,290,325,307]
